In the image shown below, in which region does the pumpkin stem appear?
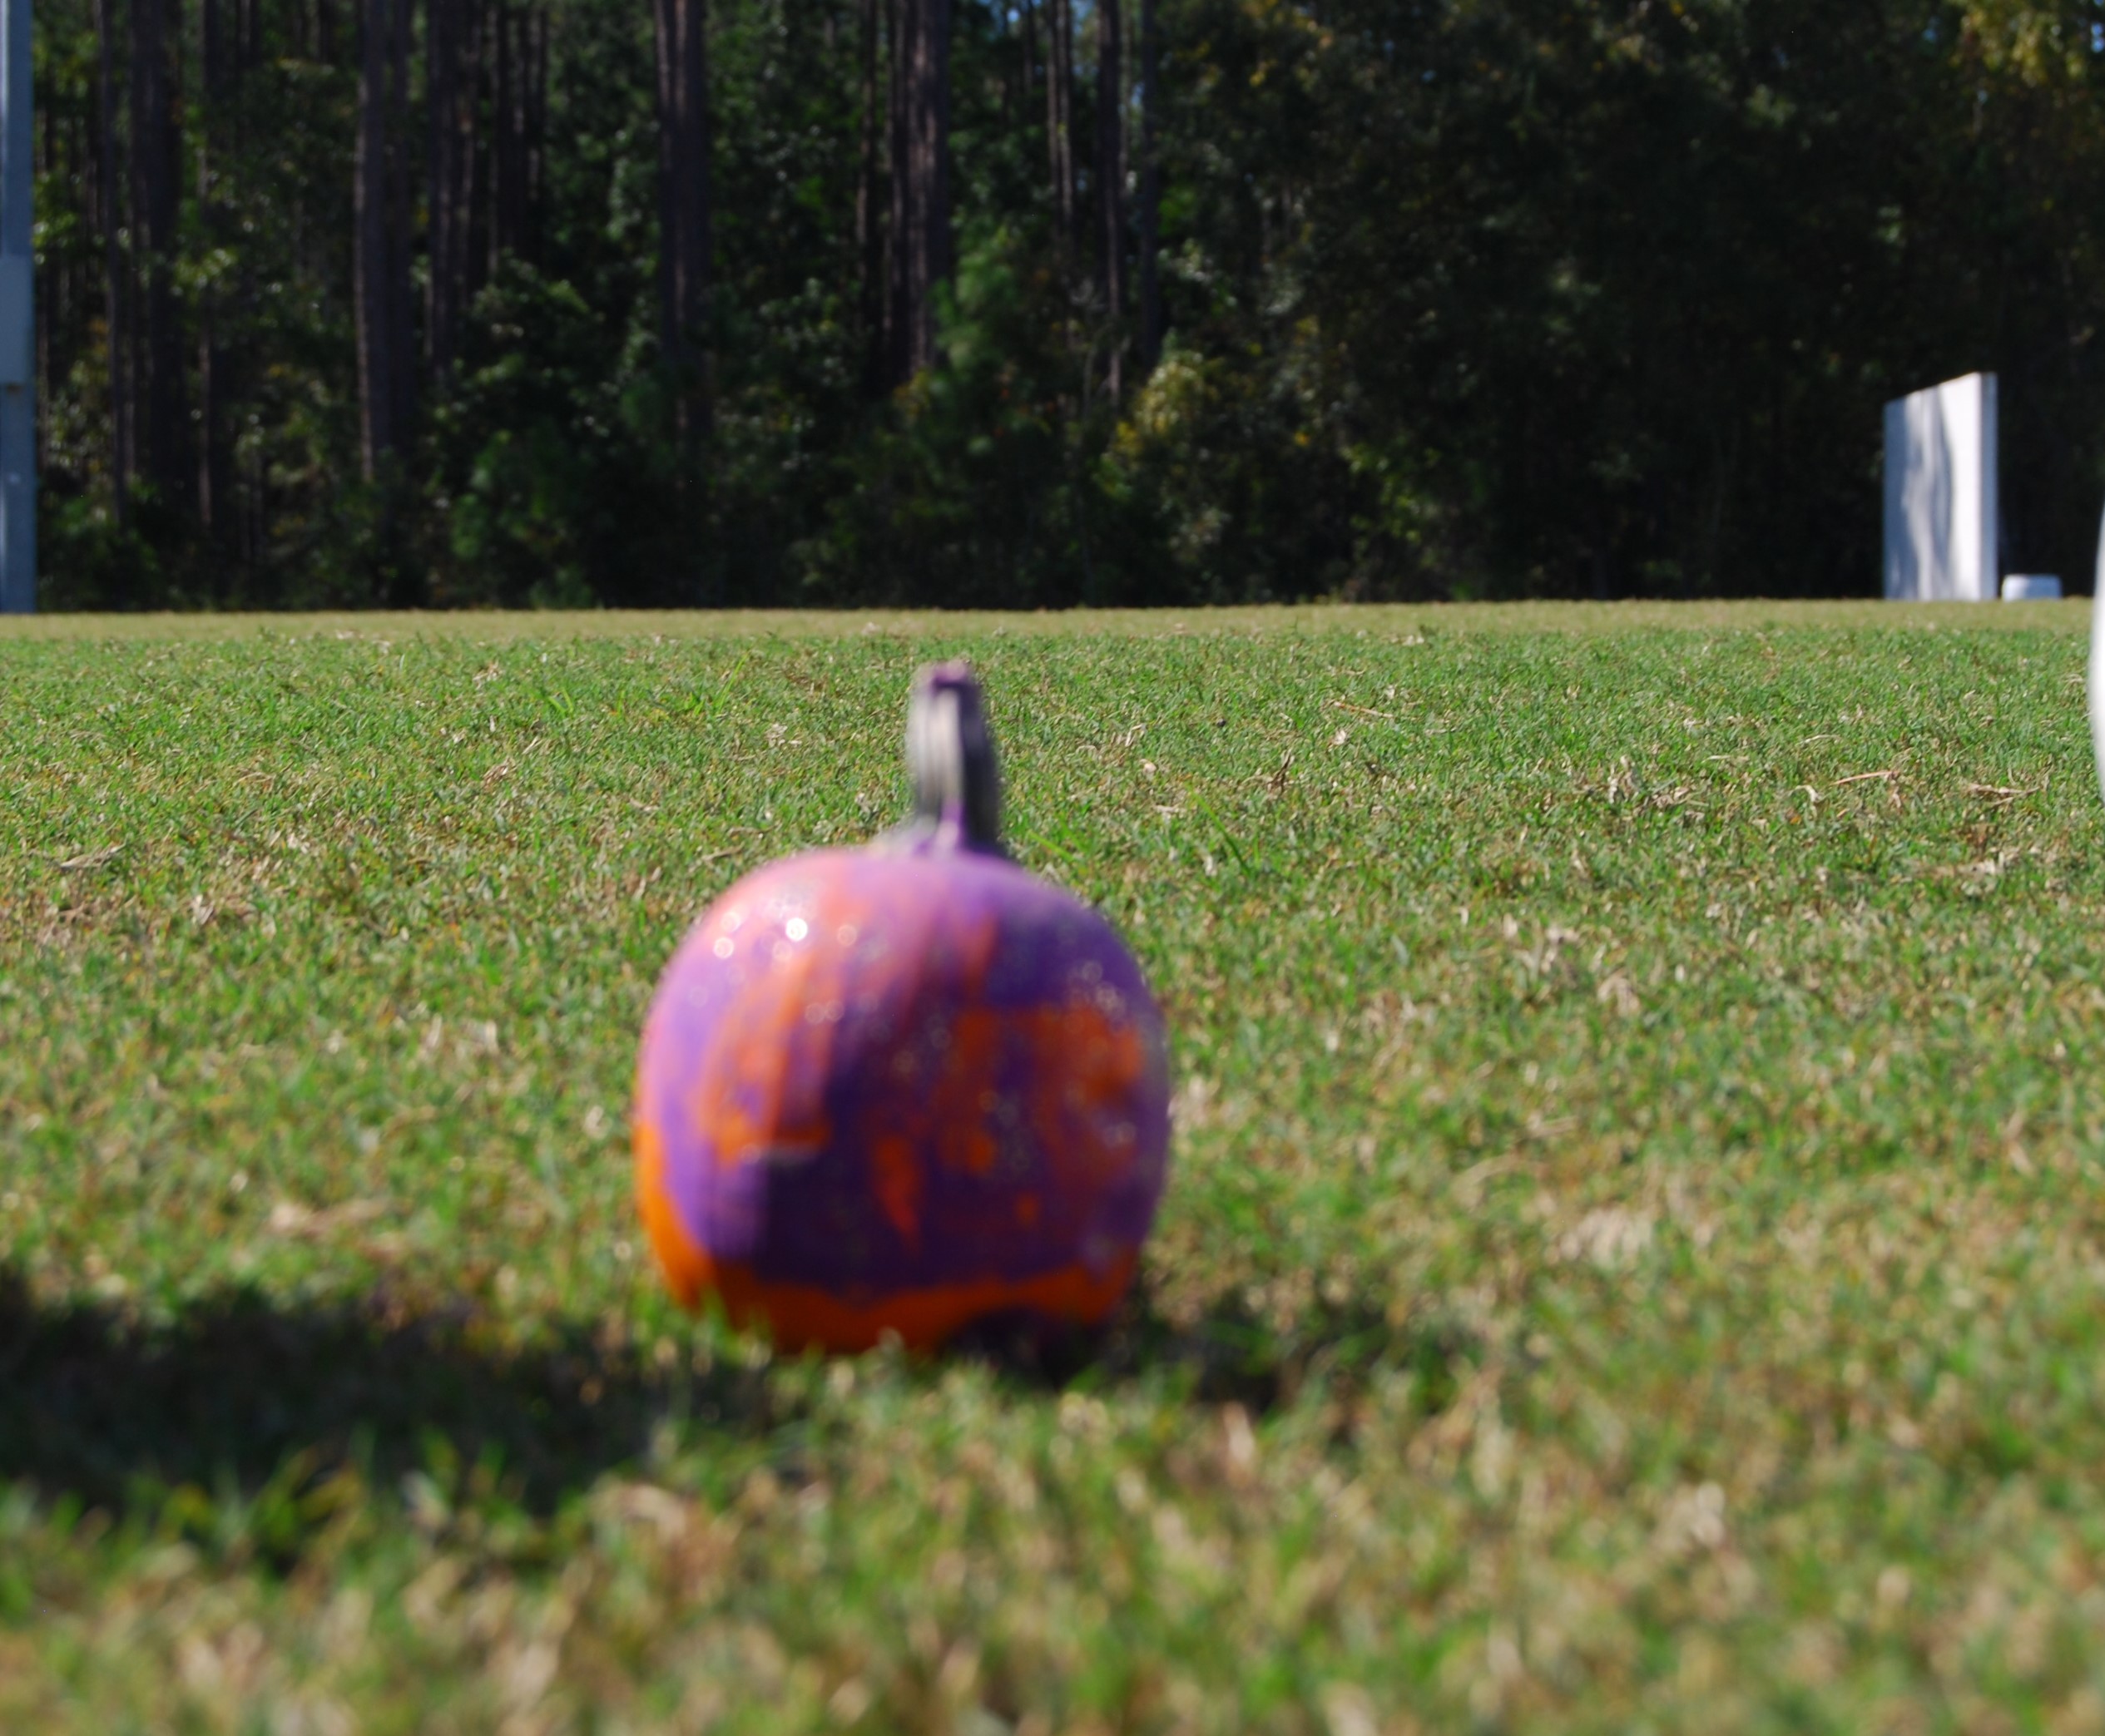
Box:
[899,661,1004,854]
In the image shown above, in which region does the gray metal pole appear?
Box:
[0,0,34,614]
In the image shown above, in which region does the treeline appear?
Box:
[30,1,2105,607]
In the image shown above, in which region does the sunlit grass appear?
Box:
[2,602,2102,1731]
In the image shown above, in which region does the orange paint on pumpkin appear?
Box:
[924,1010,1003,1175]
[1012,1004,1150,1186]
[684,937,837,1170]
[701,1249,1138,1353]
[633,1117,711,1309]
[871,1135,923,1248]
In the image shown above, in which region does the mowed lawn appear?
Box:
[2,602,2103,1734]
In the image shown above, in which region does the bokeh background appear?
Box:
[30,0,2105,608]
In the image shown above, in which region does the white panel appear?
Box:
[1883,373,1998,601]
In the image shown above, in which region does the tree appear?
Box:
[1136,0,1161,375]
[92,0,129,529]
[197,0,227,545]
[130,0,184,508]
[855,0,884,393]
[27,0,2105,611]
[1044,0,1072,267]
[1096,0,1124,398]
[426,0,473,387]
[354,0,396,479]
[491,2,548,268]
[652,0,710,441]
[887,0,952,382]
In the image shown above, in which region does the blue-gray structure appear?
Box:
[0,0,33,615]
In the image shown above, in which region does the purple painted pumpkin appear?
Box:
[633,663,1170,1352]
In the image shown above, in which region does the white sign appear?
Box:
[1884,372,1999,601]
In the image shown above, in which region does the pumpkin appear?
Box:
[633,662,1170,1353]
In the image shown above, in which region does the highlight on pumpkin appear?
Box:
[632,665,1170,1353]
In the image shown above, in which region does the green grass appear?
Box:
[2,601,2102,1732]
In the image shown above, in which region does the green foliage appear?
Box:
[1103,335,1370,602]
[25,0,2105,605]
[1159,0,2105,596]
[808,225,1105,606]
[431,266,683,608]
[3,605,2105,1724]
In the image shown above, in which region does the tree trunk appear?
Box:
[426,0,484,383]
[1137,0,1161,374]
[355,0,394,478]
[463,0,488,299]
[888,0,950,381]
[232,0,260,578]
[651,0,710,440]
[199,0,230,548]
[855,0,885,395]
[131,0,186,509]
[388,0,418,441]
[428,0,463,383]
[884,0,904,378]
[527,6,548,265]
[1046,0,1072,268]
[1097,0,1125,399]
[94,0,131,527]
[490,0,515,269]
[489,2,544,268]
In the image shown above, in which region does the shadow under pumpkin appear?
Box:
[0,1264,1467,1546]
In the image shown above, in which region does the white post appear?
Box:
[1883,373,1998,601]
[0,0,33,614]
